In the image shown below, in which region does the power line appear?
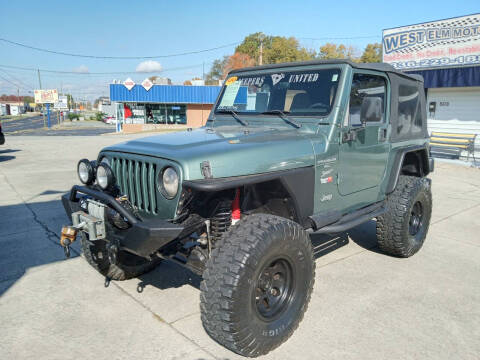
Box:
[0,37,239,59]
[0,73,31,91]
[0,68,35,90]
[0,63,208,75]
[299,35,381,41]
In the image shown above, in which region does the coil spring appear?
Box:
[210,202,232,242]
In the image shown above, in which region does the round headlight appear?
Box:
[160,167,179,199]
[77,159,94,185]
[96,163,115,190]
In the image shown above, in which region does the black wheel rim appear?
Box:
[409,201,424,236]
[254,258,294,321]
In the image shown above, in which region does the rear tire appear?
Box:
[200,214,315,357]
[80,233,160,281]
[376,175,432,257]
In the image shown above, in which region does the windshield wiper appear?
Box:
[216,109,249,126]
[261,110,301,128]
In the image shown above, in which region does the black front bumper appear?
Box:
[62,185,184,258]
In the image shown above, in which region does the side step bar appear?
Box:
[310,201,385,234]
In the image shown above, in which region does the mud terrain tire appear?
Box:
[377,175,432,257]
[200,214,315,357]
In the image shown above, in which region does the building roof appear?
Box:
[110,84,221,104]
[229,59,424,82]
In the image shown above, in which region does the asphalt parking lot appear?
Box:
[1,115,115,136]
[0,135,479,360]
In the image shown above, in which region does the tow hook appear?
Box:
[60,221,86,258]
[60,225,79,258]
[107,243,119,265]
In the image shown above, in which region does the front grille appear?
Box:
[111,157,158,214]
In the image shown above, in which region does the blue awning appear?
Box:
[110,84,221,104]
[405,65,480,88]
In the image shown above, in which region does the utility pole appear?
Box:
[259,40,263,66]
[202,62,205,81]
[38,69,45,126]
[37,69,42,89]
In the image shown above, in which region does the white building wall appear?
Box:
[427,87,480,149]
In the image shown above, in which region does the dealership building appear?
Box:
[109,78,221,132]
[382,13,480,148]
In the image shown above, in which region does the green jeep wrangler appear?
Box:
[60,60,433,357]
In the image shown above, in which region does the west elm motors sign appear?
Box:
[383,13,480,70]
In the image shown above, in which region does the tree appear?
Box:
[183,80,192,86]
[222,53,255,78]
[264,36,315,64]
[318,43,358,61]
[205,56,229,84]
[65,94,74,109]
[235,32,268,64]
[360,43,382,63]
[236,32,315,65]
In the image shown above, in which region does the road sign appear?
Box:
[54,95,68,109]
[34,89,59,104]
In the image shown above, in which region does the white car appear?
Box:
[103,116,116,125]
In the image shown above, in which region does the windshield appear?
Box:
[215,68,341,117]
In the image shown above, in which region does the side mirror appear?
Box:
[360,96,382,124]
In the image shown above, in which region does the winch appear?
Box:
[60,199,107,258]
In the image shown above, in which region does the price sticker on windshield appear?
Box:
[219,80,241,108]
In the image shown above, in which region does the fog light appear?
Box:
[77,159,94,185]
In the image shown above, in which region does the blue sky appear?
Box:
[0,0,478,101]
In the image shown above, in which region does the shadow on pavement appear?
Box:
[136,261,202,293]
[0,149,20,154]
[0,199,79,297]
[347,219,387,255]
[0,193,382,297]
[0,155,15,162]
[135,220,381,293]
[0,148,20,162]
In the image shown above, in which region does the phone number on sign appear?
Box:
[391,55,480,69]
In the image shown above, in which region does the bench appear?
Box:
[430,132,477,162]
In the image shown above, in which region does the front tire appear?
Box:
[80,233,159,281]
[376,175,432,257]
[200,214,315,357]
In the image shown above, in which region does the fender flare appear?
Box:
[183,166,315,227]
[386,144,430,194]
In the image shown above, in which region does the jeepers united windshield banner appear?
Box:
[382,13,480,69]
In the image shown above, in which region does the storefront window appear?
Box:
[120,103,187,125]
[145,104,186,124]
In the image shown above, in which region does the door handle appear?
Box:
[378,128,387,142]
[342,130,357,143]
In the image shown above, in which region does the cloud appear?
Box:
[72,65,89,73]
[136,60,163,73]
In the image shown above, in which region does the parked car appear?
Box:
[103,116,116,125]
[60,59,433,357]
[0,122,5,145]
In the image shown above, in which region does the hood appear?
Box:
[102,126,323,180]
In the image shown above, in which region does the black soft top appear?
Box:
[229,59,423,83]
